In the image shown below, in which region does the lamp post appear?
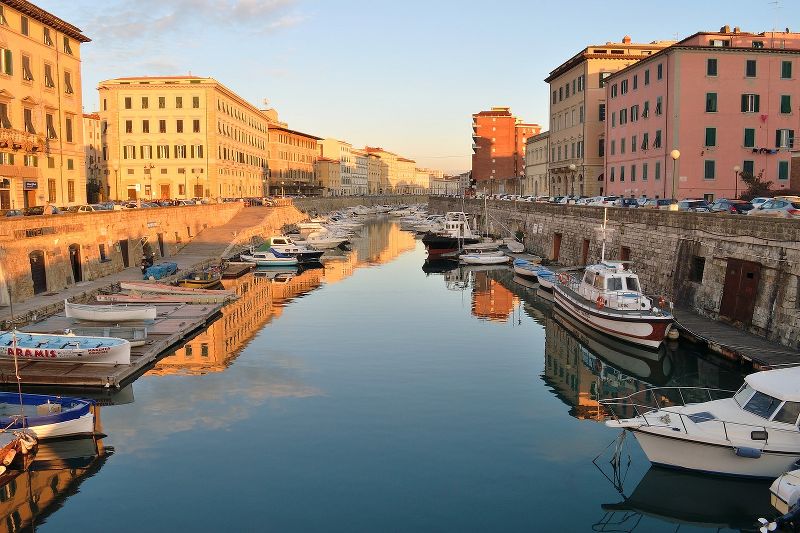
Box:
[568,163,577,198]
[144,163,154,200]
[669,149,681,202]
[733,165,741,199]
[111,161,119,202]
[281,181,285,197]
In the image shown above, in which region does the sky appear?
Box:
[38,0,800,174]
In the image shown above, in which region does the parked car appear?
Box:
[589,196,620,206]
[746,198,800,218]
[709,199,753,214]
[643,198,678,210]
[614,198,640,208]
[750,197,770,208]
[678,199,711,212]
[549,196,565,204]
[636,197,649,207]
[4,209,23,217]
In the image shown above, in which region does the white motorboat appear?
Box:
[240,248,299,267]
[0,330,131,365]
[65,300,157,322]
[294,233,347,250]
[603,365,800,478]
[255,236,324,262]
[68,326,148,347]
[422,212,481,257]
[553,262,673,349]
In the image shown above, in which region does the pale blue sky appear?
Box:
[40,0,799,173]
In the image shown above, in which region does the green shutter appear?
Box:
[782,61,792,79]
[779,161,789,179]
[754,95,760,112]
[744,128,755,147]
[705,128,716,146]
[704,160,715,179]
[3,49,11,75]
[741,94,747,112]
[781,95,791,114]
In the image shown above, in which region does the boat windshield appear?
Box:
[742,390,783,420]
[734,384,754,407]
[625,276,641,292]
[773,401,800,426]
[607,277,623,291]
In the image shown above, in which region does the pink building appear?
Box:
[604,27,800,200]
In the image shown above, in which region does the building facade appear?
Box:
[314,157,341,196]
[524,131,550,196]
[267,125,321,196]
[352,149,368,195]
[396,157,417,193]
[604,28,800,200]
[366,152,381,194]
[364,147,397,193]
[546,36,673,197]
[471,107,540,195]
[98,76,270,201]
[320,138,354,195]
[82,112,103,202]
[0,0,90,209]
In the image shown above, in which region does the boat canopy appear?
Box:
[745,366,800,402]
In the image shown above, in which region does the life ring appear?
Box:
[596,296,605,309]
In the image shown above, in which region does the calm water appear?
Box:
[6,219,777,532]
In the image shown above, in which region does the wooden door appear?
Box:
[118,240,130,268]
[582,239,590,265]
[552,233,562,262]
[68,244,82,282]
[719,259,761,326]
[157,233,165,257]
[29,250,47,294]
[160,184,170,199]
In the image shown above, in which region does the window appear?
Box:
[655,96,662,115]
[192,145,204,158]
[641,132,649,150]
[642,162,648,181]
[47,179,56,202]
[176,96,183,109]
[619,166,625,182]
[20,15,28,35]
[141,97,149,109]
[642,100,649,118]
[141,145,152,159]
[741,94,760,113]
[124,97,132,109]
[781,95,791,114]
[157,145,169,159]
[125,120,133,134]
[745,59,757,77]
[644,69,650,85]
[43,27,53,46]
[705,127,716,147]
[63,36,73,55]
[707,58,718,76]
[175,145,187,158]
[631,135,637,152]
[552,91,557,104]
[655,161,661,180]
[744,128,755,148]
[774,401,800,425]
[610,140,616,155]
[123,145,135,159]
[611,84,618,98]
[653,130,662,148]
[620,108,627,125]
[159,120,166,133]
[176,119,183,133]
[0,6,6,26]
[64,71,74,94]
[620,138,626,154]
[743,160,754,176]
[598,138,605,157]
[776,129,795,149]
[704,160,715,180]
[23,108,35,134]
[781,61,792,79]
[159,96,166,109]
[779,160,790,180]
[611,112,616,127]
[142,120,150,133]
[599,72,611,87]
[631,164,637,181]
[46,114,57,139]
[657,63,663,80]
[706,92,717,112]
[44,63,55,87]
[631,105,639,121]
[67,180,75,202]
[192,96,200,108]
[559,87,563,101]
[66,159,74,170]
[565,83,570,98]
[0,48,12,75]
[632,74,638,90]
[21,55,33,81]
[620,79,628,94]
[579,105,584,124]
[193,119,200,133]
[743,391,782,420]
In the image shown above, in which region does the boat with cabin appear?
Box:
[0,392,95,440]
[240,248,299,267]
[602,365,800,478]
[0,330,131,365]
[421,212,481,257]
[255,236,324,263]
[65,300,157,322]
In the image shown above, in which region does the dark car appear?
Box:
[710,199,754,214]
[678,199,711,212]
[614,198,640,208]
[4,209,23,217]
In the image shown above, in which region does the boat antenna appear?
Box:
[600,207,608,263]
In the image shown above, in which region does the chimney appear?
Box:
[733,26,741,33]
[720,24,731,33]
[622,35,632,44]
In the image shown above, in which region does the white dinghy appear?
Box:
[0,330,131,365]
[65,300,156,322]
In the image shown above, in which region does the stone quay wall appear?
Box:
[293,195,427,215]
[0,203,243,304]
[430,197,800,349]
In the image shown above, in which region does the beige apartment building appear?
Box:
[314,157,341,195]
[82,112,103,202]
[320,138,354,195]
[366,152,381,194]
[364,147,397,193]
[0,0,90,209]
[396,157,416,193]
[545,36,673,196]
[524,131,549,196]
[266,124,320,196]
[98,76,270,201]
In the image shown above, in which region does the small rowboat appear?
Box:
[459,253,510,265]
[120,281,235,296]
[513,258,543,280]
[0,331,131,365]
[97,292,234,304]
[65,300,156,322]
[67,326,148,347]
[0,392,95,440]
[177,271,222,289]
[536,268,556,291]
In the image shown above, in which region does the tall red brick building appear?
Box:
[471,107,540,194]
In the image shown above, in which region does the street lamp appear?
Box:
[144,163,154,200]
[281,181,285,197]
[733,165,741,199]
[670,149,681,202]
[568,163,577,197]
[111,161,119,202]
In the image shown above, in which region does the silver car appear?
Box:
[746,198,800,218]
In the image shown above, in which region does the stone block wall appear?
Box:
[430,198,800,348]
[292,195,427,215]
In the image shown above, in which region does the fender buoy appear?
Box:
[596,296,605,309]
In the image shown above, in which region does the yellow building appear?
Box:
[267,124,321,196]
[396,157,417,193]
[82,112,103,202]
[364,146,397,193]
[98,76,270,201]
[0,0,90,209]
[314,157,341,195]
[366,152,381,194]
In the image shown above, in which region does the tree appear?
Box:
[739,170,772,200]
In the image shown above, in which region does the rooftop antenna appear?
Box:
[262,98,270,108]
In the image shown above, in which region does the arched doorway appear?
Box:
[29,250,47,295]
[68,244,82,283]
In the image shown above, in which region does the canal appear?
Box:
[10,218,775,532]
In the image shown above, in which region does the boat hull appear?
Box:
[120,281,234,296]
[422,233,480,257]
[460,255,509,265]
[0,331,131,365]
[177,276,221,289]
[240,254,299,267]
[65,301,156,322]
[97,293,231,304]
[513,265,540,280]
[632,427,800,479]
[553,285,672,348]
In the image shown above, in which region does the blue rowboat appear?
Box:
[513,258,544,280]
[536,268,556,291]
[0,392,94,440]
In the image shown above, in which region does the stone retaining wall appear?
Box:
[292,195,427,215]
[430,197,800,348]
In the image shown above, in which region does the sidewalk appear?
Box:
[0,206,282,327]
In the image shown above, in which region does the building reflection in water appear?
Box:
[151,219,414,376]
[471,270,519,322]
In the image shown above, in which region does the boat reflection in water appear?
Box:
[595,467,773,532]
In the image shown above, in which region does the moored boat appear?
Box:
[67,326,148,347]
[602,365,800,479]
[65,300,156,322]
[177,270,222,289]
[536,268,556,291]
[0,392,95,440]
[120,281,235,296]
[255,236,324,263]
[459,251,509,265]
[513,258,543,281]
[0,331,131,365]
[240,248,299,267]
[422,212,481,257]
[97,292,233,304]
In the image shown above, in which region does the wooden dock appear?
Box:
[673,307,800,369]
[1,303,222,388]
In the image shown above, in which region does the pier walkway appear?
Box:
[673,307,800,369]
[0,206,275,326]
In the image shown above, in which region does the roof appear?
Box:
[82,112,100,120]
[2,0,90,42]
[545,40,674,83]
[745,366,800,402]
[268,126,322,141]
[473,108,513,117]
[397,157,416,163]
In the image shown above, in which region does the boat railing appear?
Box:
[600,386,799,445]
